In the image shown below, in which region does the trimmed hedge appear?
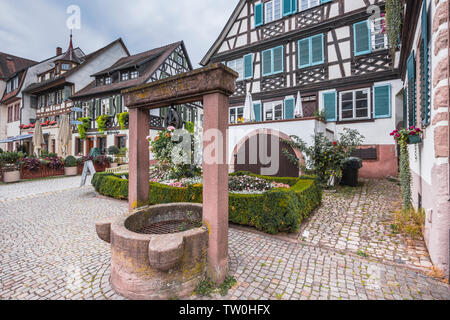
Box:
[92,172,322,234]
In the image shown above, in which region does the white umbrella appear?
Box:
[32,121,44,156]
[58,114,72,157]
[295,91,304,118]
[243,89,255,123]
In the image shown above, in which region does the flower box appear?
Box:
[407,135,422,144]
[3,170,20,183]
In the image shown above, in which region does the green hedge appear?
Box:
[92,172,322,234]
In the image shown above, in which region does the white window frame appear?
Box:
[371,17,388,52]
[264,100,284,121]
[339,88,371,121]
[229,106,244,124]
[105,77,112,85]
[265,0,282,24]
[227,58,244,81]
[62,63,71,71]
[121,72,129,81]
[130,71,139,79]
[300,0,320,11]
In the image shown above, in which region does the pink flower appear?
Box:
[167,126,176,132]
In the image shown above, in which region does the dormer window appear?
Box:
[105,77,112,85]
[5,77,17,93]
[130,71,139,79]
[121,72,129,81]
[97,77,105,86]
[62,63,71,71]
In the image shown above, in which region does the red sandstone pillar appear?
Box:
[128,107,150,212]
[202,92,229,284]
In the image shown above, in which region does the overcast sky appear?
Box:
[0,0,240,67]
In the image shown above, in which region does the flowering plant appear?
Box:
[390,126,422,143]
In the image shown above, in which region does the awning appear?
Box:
[0,138,13,143]
[0,134,34,143]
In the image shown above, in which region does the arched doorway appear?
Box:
[231,129,303,177]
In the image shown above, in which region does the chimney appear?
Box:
[56,47,62,56]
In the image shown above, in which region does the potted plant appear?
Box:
[77,117,92,140]
[64,156,78,176]
[96,115,113,134]
[93,155,111,172]
[1,152,24,183]
[20,157,42,179]
[107,145,120,168]
[117,112,129,130]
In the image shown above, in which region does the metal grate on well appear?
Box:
[131,220,201,235]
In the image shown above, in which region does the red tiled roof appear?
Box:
[0,52,37,80]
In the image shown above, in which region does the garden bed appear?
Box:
[91,172,322,234]
[20,167,65,180]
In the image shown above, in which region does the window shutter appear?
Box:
[63,86,72,101]
[354,21,371,56]
[421,0,430,126]
[115,95,123,114]
[243,54,253,79]
[291,0,297,13]
[323,92,337,122]
[373,84,391,118]
[255,3,264,27]
[298,38,310,68]
[283,0,292,16]
[109,97,115,115]
[95,99,101,119]
[321,0,332,3]
[253,102,262,122]
[284,97,295,119]
[273,46,284,73]
[403,88,408,128]
[407,51,416,127]
[262,49,272,75]
[311,34,324,65]
[88,100,95,119]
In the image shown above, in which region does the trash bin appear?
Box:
[341,157,363,187]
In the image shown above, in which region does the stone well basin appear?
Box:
[96,203,208,300]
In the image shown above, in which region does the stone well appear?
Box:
[96,203,208,300]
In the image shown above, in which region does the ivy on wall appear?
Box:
[385,0,403,64]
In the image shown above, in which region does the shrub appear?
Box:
[0,151,25,171]
[21,158,41,171]
[107,145,120,156]
[48,157,64,170]
[64,156,78,167]
[92,172,322,234]
[93,155,111,166]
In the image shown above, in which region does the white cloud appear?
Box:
[0,0,240,66]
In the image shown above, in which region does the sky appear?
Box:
[0,0,240,67]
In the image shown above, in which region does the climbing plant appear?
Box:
[385,0,403,64]
[77,117,92,140]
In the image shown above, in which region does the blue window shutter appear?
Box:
[403,89,408,128]
[354,21,371,56]
[321,0,332,3]
[291,0,297,13]
[373,84,391,118]
[421,0,430,126]
[262,49,272,76]
[255,3,264,27]
[323,92,337,122]
[407,52,416,127]
[253,102,262,122]
[311,34,324,65]
[283,0,292,16]
[244,54,253,79]
[284,98,295,119]
[298,38,310,68]
[273,46,284,73]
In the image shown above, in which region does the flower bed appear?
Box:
[91,172,322,234]
[20,157,65,180]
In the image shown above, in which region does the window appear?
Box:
[62,63,71,71]
[339,88,370,121]
[265,0,282,24]
[300,0,320,11]
[105,77,112,85]
[116,136,127,149]
[262,45,284,76]
[130,71,139,79]
[6,81,11,93]
[264,101,283,121]
[7,106,13,123]
[227,58,244,81]
[371,17,387,51]
[13,77,18,90]
[97,77,105,86]
[14,104,20,122]
[57,90,63,104]
[121,72,129,81]
[283,0,298,16]
[298,34,324,68]
[229,106,244,124]
[48,92,55,106]
[75,138,84,155]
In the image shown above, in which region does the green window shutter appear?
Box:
[88,100,95,119]
[407,51,416,127]
[95,99,101,118]
[354,20,371,56]
[283,0,292,16]
[273,46,284,74]
[311,34,324,65]
[403,88,408,128]
[244,53,253,79]
[291,0,297,13]
[262,49,272,76]
[255,3,264,27]
[321,0,332,3]
[115,95,122,114]
[373,84,391,118]
[323,92,337,122]
[284,97,295,119]
[421,0,430,126]
[253,102,262,122]
[298,38,310,68]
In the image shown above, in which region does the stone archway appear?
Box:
[230,128,304,177]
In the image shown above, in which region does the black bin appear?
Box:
[341,157,362,187]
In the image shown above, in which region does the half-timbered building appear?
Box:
[202,0,403,178]
[69,41,200,157]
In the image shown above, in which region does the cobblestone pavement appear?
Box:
[0,175,92,202]
[0,181,449,300]
[299,179,433,271]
